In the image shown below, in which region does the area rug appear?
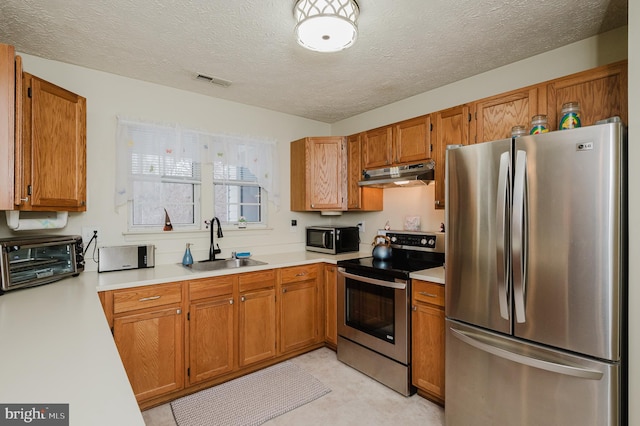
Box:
[170,361,331,426]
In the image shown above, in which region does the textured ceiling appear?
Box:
[0,0,628,123]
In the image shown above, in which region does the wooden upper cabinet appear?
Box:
[547,61,627,130]
[19,72,86,211]
[0,44,16,210]
[346,133,382,211]
[393,115,432,164]
[362,115,432,169]
[433,105,470,209]
[473,85,544,143]
[290,136,347,211]
[362,125,393,169]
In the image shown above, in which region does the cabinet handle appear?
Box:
[435,200,440,206]
[241,296,246,302]
[176,309,181,314]
[412,306,417,311]
[282,288,287,293]
[139,295,161,302]
[418,291,438,298]
[295,272,306,277]
[229,298,234,305]
[19,197,29,203]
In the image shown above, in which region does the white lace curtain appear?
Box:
[115,117,280,209]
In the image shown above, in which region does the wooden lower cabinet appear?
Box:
[101,265,328,408]
[113,306,184,403]
[238,270,277,367]
[411,280,445,405]
[187,277,236,385]
[279,265,321,354]
[324,264,338,347]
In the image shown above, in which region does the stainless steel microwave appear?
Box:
[0,235,84,293]
[306,226,360,254]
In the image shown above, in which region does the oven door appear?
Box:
[337,268,409,364]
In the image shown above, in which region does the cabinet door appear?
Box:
[412,302,445,403]
[547,61,627,130]
[394,115,432,164]
[362,126,393,169]
[280,279,319,353]
[347,133,382,211]
[188,295,235,385]
[238,288,276,367]
[474,86,542,143]
[113,306,184,402]
[0,44,15,210]
[308,137,346,210]
[291,136,346,211]
[324,265,338,347]
[20,73,86,210]
[434,105,470,209]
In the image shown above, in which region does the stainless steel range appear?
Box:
[336,230,445,396]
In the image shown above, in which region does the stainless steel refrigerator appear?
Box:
[444,122,627,425]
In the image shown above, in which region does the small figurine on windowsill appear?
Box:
[238,216,247,229]
[163,208,173,231]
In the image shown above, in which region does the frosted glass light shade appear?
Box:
[294,0,359,53]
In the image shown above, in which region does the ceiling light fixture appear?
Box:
[293,0,359,53]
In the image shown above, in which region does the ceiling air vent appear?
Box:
[195,73,232,88]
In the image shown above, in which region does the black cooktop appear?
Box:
[338,249,444,280]
[338,230,445,281]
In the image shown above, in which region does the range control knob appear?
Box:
[391,236,397,242]
[428,238,435,246]
[421,238,427,245]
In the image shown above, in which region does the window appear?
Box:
[117,120,201,229]
[116,118,279,231]
[214,163,265,225]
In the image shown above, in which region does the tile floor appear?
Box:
[142,347,444,426]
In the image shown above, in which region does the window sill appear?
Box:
[123,226,272,237]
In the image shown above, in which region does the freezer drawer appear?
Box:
[445,320,620,426]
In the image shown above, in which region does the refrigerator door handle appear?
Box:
[450,328,603,380]
[512,150,528,323]
[496,152,511,320]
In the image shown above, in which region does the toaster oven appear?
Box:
[0,235,84,292]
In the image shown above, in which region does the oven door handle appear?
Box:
[338,268,407,289]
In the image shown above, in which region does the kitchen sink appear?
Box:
[182,258,267,271]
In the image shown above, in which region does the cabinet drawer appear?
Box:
[280,264,318,284]
[113,282,182,314]
[413,280,444,307]
[239,270,276,293]
[189,276,235,301]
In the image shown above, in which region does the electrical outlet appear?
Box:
[290,219,297,233]
[357,221,365,233]
[81,226,101,247]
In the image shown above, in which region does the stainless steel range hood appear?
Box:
[358,161,435,188]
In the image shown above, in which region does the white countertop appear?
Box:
[0,250,367,426]
[410,266,445,284]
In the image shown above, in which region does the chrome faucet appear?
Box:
[205,217,223,260]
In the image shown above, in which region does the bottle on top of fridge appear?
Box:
[559,102,581,129]
[530,115,549,134]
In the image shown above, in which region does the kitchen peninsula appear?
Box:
[0,250,444,425]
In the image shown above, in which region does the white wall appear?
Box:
[1,55,332,266]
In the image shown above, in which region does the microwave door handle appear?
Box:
[323,231,333,249]
[496,151,511,320]
[512,150,528,323]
